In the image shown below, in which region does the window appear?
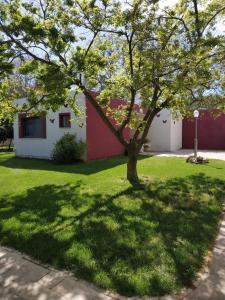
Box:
[19,114,46,138]
[59,113,71,128]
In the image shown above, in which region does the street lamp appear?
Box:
[193,110,199,159]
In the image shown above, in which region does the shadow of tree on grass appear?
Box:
[0,173,224,297]
[0,154,146,175]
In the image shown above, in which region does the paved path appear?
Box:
[0,248,114,300]
[184,215,225,300]
[1,217,225,300]
[143,149,225,161]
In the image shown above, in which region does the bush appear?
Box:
[52,133,85,163]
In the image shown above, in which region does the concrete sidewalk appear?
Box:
[0,249,113,300]
[184,215,225,300]
[143,149,225,161]
[1,217,225,300]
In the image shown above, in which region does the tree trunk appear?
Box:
[127,148,139,185]
[8,138,12,151]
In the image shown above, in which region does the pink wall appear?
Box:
[86,96,130,160]
[183,110,225,150]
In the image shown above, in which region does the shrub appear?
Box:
[52,133,85,163]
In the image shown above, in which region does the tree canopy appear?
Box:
[0,0,225,183]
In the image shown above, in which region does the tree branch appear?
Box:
[0,21,53,66]
[201,6,225,35]
[84,31,98,57]
[132,83,161,143]
[24,94,48,113]
[160,15,192,44]
[193,0,201,38]
[117,32,136,133]
[75,79,128,147]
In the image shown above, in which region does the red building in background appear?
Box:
[182,110,225,150]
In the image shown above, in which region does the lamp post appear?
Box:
[193,110,199,159]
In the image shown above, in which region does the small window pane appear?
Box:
[63,115,70,127]
[24,117,43,138]
[59,114,71,128]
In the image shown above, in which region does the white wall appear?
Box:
[147,109,171,151]
[14,95,86,159]
[170,118,182,151]
[146,109,182,152]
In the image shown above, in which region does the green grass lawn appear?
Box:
[0,152,225,297]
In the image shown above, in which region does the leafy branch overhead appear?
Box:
[0,0,225,183]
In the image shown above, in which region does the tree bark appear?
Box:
[127,145,139,185]
[8,138,12,151]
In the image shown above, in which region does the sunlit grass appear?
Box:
[0,152,224,296]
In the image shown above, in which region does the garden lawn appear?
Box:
[0,152,225,297]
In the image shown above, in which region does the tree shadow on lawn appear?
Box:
[0,174,224,297]
[0,153,147,175]
[0,148,13,152]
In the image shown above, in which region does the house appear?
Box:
[14,95,130,161]
[12,95,190,161]
[14,93,185,161]
[14,94,224,161]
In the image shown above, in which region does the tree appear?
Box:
[0,119,13,150]
[0,33,14,78]
[0,0,225,184]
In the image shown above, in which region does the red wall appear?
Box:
[86,97,130,160]
[183,110,225,150]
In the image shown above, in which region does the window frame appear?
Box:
[59,112,71,128]
[19,114,46,139]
